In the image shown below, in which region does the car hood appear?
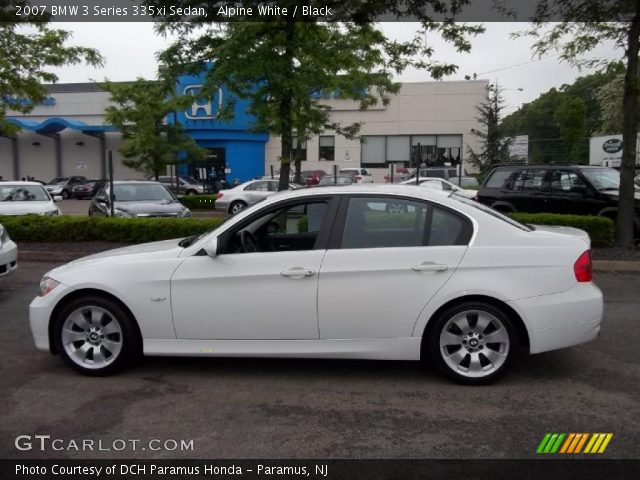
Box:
[115,200,185,214]
[530,224,591,247]
[0,201,55,215]
[47,239,185,278]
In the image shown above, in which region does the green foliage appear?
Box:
[553,96,587,163]
[467,85,514,174]
[501,65,624,164]
[177,195,218,210]
[510,212,614,246]
[0,215,224,243]
[596,73,636,134]
[151,0,483,189]
[102,79,206,179]
[0,2,103,131]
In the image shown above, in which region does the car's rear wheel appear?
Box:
[426,301,517,385]
[229,201,247,215]
[55,296,140,376]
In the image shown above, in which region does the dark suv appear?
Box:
[477,165,640,232]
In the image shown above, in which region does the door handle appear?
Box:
[280,267,315,278]
[411,262,448,272]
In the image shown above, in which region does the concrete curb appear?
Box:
[16,250,640,272]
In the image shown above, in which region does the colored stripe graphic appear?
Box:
[537,433,613,454]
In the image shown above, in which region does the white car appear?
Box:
[339,168,374,183]
[400,177,477,199]
[0,223,18,277]
[29,185,603,384]
[0,182,62,216]
[216,179,301,215]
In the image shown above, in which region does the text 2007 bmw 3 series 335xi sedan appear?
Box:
[29,185,603,384]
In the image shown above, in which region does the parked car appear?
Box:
[476,165,640,235]
[71,179,106,199]
[0,222,18,277]
[45,176,87,199]
[157,176,205,196]
[339,168,374,183]
[317,175,354,187]
[384,167,412,183]
[88,181,191,218]
[30,184,602,384]
[216,179,300,215]
[0,182,61,216]
[301,170,327,187]
[399,177,477,199]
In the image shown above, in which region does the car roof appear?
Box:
[489,164,600,170]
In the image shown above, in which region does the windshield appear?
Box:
[454,195,533,232]
[581,168,620,190]
[112,184,175,202]
[47,177,68,185]
[0,184,51,202]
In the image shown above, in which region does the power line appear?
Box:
[475,55,561,76]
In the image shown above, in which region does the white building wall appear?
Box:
[266,80,488,181]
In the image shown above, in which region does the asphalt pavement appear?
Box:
[0,262,639,460]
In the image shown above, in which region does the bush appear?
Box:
[0,215,225,243]
[178,195,217,210]
[510,212,614,246]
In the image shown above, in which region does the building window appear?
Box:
[292,136,307,161]
[362,134,463,169]
[319,136,335,161]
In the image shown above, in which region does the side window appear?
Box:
[550,170,586,192]
[267,181,279,192]
[245,181,268,191]
[225,201,329,254]
[340,197,428,249]
[513,169,546,191]
[429,207,467,246]
[484,168,516,188]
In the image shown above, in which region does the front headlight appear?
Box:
[0,225,6,245]
[113,208,133,218]
[39,277,60,297]
[181,208,192,218]
[43,208,60,216]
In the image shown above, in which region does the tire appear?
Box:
[229,201,247,215]
[425,301,518,385]
[54,296,140,376]
[61,190,69,200]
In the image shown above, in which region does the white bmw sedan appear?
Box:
[29,185,603,384]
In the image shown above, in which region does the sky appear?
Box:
[50,22,622,113]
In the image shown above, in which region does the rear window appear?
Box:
[484,168,516,188]
[454,195,533,232]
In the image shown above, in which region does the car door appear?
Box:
[509,168,549,212]
[317,195,472,339]
[170,196,337,340]
[546,169,604,215]
[243,181,275,205]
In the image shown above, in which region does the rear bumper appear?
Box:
[507,282,603,354]
[0,239,18,277]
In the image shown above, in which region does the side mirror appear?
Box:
[203,237,218,257]
[53,195,63,202]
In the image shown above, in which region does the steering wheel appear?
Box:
[239,230,259,253]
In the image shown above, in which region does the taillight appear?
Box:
[574,250,592,282]
[356,176,362,181]
[216,192,224,199]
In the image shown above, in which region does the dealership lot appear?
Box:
[1,262,639,459]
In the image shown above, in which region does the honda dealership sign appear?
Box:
[589,134,640,168]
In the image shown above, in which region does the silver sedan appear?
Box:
[216,179,302,215]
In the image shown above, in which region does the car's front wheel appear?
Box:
[426,301,517,385]
[55,296,140,376]
[61,189,70,199]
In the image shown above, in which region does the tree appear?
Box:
[554,96,587,163]
[0,1,103,132]
[515,1,640,246]
[467,84,514,174]
[148,0,483,190]
[102,79,206,179]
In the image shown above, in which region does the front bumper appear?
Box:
[29,281,72,352]
[0,239,18,277]
[508,282,603,354]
